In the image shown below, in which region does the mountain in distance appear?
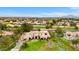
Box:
[60,15,79,18]
[0,15,79,18]
[41,15,79,18]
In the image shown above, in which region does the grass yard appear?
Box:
[33,25,76,31]
[21,40,47,51]
[33,25,46,28]
[20,31,77,51]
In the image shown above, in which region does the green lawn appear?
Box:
[33,25,46,28]
[20,32,77,51]
[50,32,75,51]
[21,40,47,51]
[33,25,76,31]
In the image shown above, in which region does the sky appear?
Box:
[0,7,79,17]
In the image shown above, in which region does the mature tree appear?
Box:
[52,20,57,24]
[55,27,64,37]
[46,24,52,29]
[46,21,52,29]
[21,23,33,32]
[14,27,22,34]
[71,38,79,45]
[74,25,78,30]
[70,21,76,27]
[0,23,7,30]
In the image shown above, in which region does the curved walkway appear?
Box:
[11,33,29,51]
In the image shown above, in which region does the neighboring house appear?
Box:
[22,31,50,40]
[64,31,79,40]
[0,31,14,36]
[33,21,40,25]
[41,20,47,25]
[26,20,47,25]
[57,21,70,26]
[27,21,32,24]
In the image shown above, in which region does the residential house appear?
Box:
[22,31,50,40]
[64,31,79,40]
